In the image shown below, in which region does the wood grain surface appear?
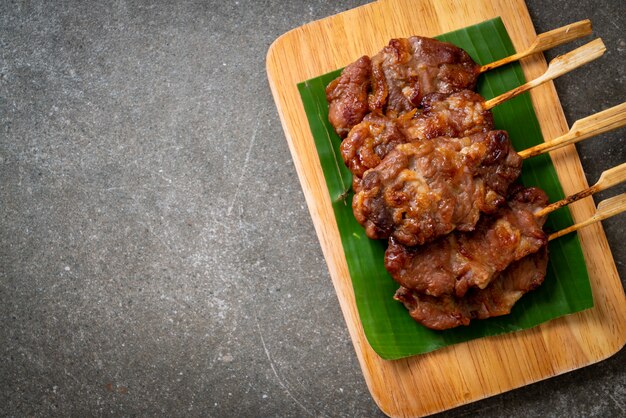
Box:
[266,0,626,416]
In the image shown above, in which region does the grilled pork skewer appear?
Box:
[386,164,626,298]
[385,186,549,298]
[342,49,615,193]
[394,247,549,330]
[352,101,625,246]
[327,38,479,137]
[341,90,493,191]
[395,193,626,330]
[327,22,594,137]
[353,130,523,245]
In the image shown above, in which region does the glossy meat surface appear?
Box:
[394,246,548,330]
[353,130,522,246]
[326,37,480,136]
[385,187,549,297]
[340,112,412,191]
[341,90,493,190]
[369,37,480,116]
[326,56,372,138]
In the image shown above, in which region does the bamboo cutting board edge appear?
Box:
[266,0,626,416]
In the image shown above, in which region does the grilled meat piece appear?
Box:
[407,90,494,139]
[385,187,549,297]
[326,56,372,138]
[370,37,480,116]
[341,90,493,191]
[340,112,412,192]
[394,245,549,330]
[326,37,480,136]
[353,130,522,246]
[353,135,489,243]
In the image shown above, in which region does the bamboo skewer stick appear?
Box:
[535,162,626,218]
[549,193,626,241]
[479,20,593,73]
[518,102,626,159]
[484,38,606,110]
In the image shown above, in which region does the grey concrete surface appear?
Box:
[0,0,623,416]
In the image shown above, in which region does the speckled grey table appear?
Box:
[1,1,624,416]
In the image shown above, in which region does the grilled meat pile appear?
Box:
[341,90,494,191]
[385,186,549,298]
[326,36,551,330]
[394,246,549,330]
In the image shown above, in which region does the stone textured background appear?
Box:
[1,0,623,416]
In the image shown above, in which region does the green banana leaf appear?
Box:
[297,17,593,360]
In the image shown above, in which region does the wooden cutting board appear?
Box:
[266,0,626,416]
